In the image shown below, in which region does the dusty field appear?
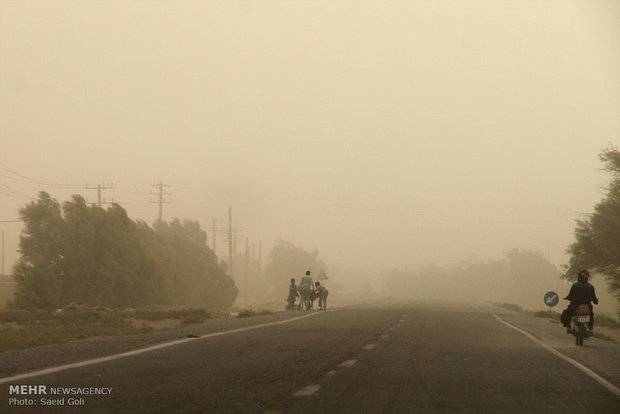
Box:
[0,306,247,352]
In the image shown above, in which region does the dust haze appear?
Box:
[1,1,619,311]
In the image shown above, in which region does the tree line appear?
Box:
[11,192,238,310]
[263,240,327,297]
[566,146,620,300]
[385,248,563,309]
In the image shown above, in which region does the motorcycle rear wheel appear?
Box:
[576,324,585,346]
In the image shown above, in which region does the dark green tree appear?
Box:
[150,219,238,308]
[12,192,64,309]
[566,146,620,298]
[263,240,327,297]
[11,192,237,309]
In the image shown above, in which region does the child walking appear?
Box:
[287,278,299,310]
[315,281,329,311]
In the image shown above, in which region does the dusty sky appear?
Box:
[1,1,619,275]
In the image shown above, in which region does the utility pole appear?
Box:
[212,219,217,254]
[228,207,233,278]
[150,181,171,222]
[244,237,249,304]
[251,243,256,280]
[233,229,239,269]
[86,183,114,207]
[258,240,262,278]
[251,242,256,296]
[1,229,5,275]
[208,218,224,256]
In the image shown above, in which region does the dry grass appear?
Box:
[531,308,619,329]
[532,309,560,319]
[237,309,274,318]
[0,305,224,352]
[594,313,620,329]
[0,313,145,352]
[591,332,615,342]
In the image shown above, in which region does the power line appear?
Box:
[0,183,35,200]
[163,183,576,228]
[85,183,114,207]
[0,163,82,189]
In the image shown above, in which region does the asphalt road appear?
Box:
[2,302,619,413]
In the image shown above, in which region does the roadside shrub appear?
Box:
[494,303,523,313]
[0,309,52,323]
[178,310,209,325]
[533,310,560,319]
[596,313,620,329]
[237,309,256,318]
[129,307,210,323]
[237,309,273,318]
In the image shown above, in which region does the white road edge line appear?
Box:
[293,384,321,397]
[0,311,324,385]
[492,313,620,398]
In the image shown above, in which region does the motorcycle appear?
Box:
[571,304,592,346]
[298,289,315,310]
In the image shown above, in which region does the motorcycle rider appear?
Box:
[561,269,599,333]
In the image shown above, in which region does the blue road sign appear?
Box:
[544,291,559,307]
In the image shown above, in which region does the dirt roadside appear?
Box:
[0,309,305,378]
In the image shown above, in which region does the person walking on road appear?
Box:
[299,270,315,310]
[315,281,329,311]
[287,278,299,310]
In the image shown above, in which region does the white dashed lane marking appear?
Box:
[362,344,376,350]
[293,384,321,397]
[339,359,357,368]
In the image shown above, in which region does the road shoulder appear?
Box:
[0,310,311,378]
[481,303,620,389]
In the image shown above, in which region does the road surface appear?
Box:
[1,302,619,413]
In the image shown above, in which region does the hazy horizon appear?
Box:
[2,0,619,276]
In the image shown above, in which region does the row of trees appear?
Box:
[566,146,620,299]
[385,249,563,309]
[12,192,238,310]
[263,240,327,297]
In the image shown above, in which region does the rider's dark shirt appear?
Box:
[565,281,599,306]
